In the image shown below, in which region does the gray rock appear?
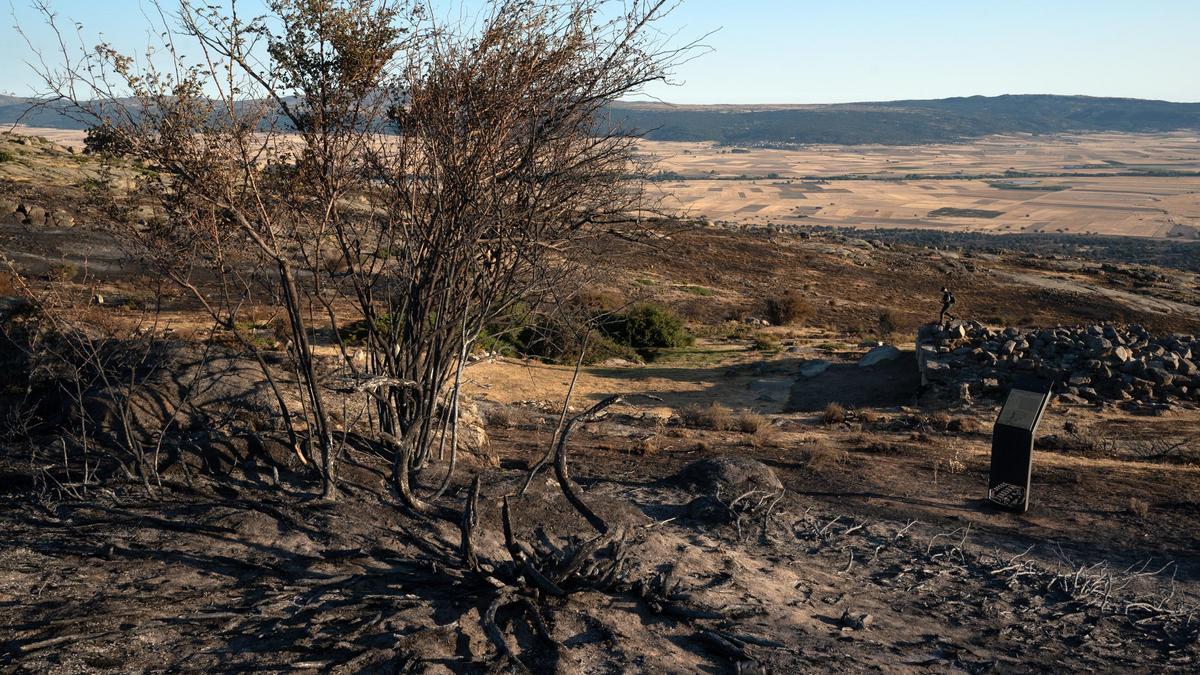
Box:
[1086,336,1114,352]
[800,360,831,378]
[685,495,732,524]
[924,359,951,378]
[1147,368,1174,386]
[21,204,47,226]
[0,296,34,319]
[858,345,901,368]
[675,457,783,495]
[50,210,75,228]
[840,610,873,631]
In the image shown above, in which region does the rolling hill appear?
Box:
[4,93,1200,146]
[604,95,1200,145]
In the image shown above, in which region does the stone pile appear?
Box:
[918,321,1200,410]
[0,200,76,228]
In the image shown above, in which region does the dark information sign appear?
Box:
[988,377,1052,513]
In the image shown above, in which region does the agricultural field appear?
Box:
[640,133,1200,239]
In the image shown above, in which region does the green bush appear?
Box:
[603,303,692,351]
[750,332,779,352]
[83,123,133,156]
[342,313,397,345]
[473,301,690,365]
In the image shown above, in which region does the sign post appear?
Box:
[988,377,1052,513]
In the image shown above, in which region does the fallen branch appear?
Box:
[552,394,625,535]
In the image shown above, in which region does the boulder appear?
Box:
[799,360,831,378]
[50,210,75,228]
[455,399,498,467]
[1147,367,1174,387]
[0,296,33,319]
[685,495,732,524]
[674,457,783,496]
[21,204,47,226]
[858,345,901,368]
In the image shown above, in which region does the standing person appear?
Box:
[939,287,956,327]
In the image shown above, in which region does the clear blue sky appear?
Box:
[4,0,1198,103]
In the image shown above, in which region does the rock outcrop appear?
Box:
[918,321,1200,410]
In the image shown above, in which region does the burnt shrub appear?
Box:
[765,291,813,326]
[877,309,901,339]
[822,402,846,425]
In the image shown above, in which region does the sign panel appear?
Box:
[996,389,1048,429]
[988,378,1052,513]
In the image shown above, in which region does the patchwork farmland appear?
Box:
[641,133,1200,238]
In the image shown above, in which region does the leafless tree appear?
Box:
[23,0,697,510]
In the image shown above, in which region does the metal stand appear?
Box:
[988,377,1052,513]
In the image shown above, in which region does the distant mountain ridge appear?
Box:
[4,94,1199,146]
[603,95,1200,145]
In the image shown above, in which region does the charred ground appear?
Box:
[3,131,1200,672]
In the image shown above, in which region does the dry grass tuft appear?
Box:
[680,402,734,431]
[664,425,693,439]
[945,448,966,474]
[748,424,782,448]
[947,416,981,434]
[805,440,847,473]
[764,291,814,326]
[633,435,661,455]
[1127,497,1150,518]
[484,407,514,429]
[733,410,769,434]
[822,402,846,425]
[858,410,882,425]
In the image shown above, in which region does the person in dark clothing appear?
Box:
[939,287,956,327]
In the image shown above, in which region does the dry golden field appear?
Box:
[13,125,1200,238]
[640,133,1200,238]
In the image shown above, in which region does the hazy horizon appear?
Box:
[614,93,1200,106]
